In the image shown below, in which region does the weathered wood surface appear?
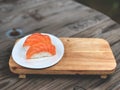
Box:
[0,0,120,90]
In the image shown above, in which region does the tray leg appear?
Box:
[100,75,107,79]
[19,74,26,78]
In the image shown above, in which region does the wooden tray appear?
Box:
[9,38,116,78]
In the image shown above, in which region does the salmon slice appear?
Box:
[23,33,51,48]
[26,42,56,59]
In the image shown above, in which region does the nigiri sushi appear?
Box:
[23,33,56,59]
[26,42,56,59]
[23,33,51,50]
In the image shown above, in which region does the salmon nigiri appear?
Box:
[26,42,56,59]
[23,33,56,59]
[23,33,51,50]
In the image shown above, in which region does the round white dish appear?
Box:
[12,33,64,69]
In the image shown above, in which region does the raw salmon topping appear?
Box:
[23,33,56,59]
[23,33,51,47]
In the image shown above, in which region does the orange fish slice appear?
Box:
[23,33,51,47]
[26,42,56,59]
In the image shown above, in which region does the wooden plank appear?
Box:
[0,0,81,32]
[0,0,109,38]
[9,38,116,76]
[0,0,120,90]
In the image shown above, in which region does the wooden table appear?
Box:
[0,0,120,90]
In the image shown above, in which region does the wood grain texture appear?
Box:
[9,38,116,76]
[0,0,120,90]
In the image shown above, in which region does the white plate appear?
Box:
[12,33,64,69]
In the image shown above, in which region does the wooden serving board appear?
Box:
[9,38,116,78]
